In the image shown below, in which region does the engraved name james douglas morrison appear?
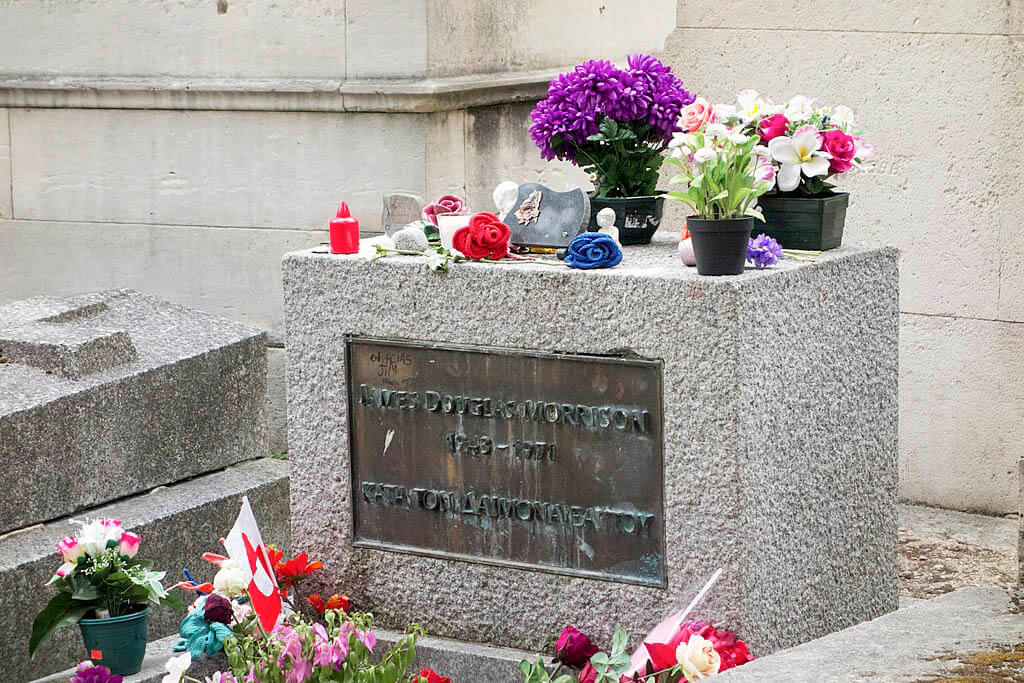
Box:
[356,384,652,432]
[355,382,657,537]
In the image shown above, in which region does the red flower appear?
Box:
[306,593,351,614]
[555,625,599,667]
[415,669,451,683]
[273,551,323,593]
[265,545,284,568]
[644,621,753,674]
[578,663,597,683]
[757,113,789,144]
[452,212,510,260]
[820,128,856,174]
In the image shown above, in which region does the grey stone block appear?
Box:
[1019,458,1023,586]
[282,233,900,657]
[717,587,1024,682]
[4,457,290,682]
[382,192,424,235]
[0,289,268,533]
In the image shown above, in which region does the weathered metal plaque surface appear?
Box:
[347,337,665,587]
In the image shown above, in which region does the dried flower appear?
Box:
[203,593,233,624]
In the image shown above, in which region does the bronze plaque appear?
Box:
[346,337,665,587]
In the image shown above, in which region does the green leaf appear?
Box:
[611,626,627,655]
[745,206,766,222]
[29,593,90,659]
[161,591,185,611]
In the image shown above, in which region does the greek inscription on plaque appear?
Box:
[347,337,665,587]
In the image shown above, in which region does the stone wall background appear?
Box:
[0,0,1020,512]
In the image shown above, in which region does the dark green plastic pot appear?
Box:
[688,216,753,275]
[587,193,665,245]
[757,191,849,250]
[79,607,150,675]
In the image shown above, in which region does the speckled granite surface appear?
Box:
[282,233,899,657]
[0,289,268,532]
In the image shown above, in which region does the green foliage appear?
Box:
[664,129,769,220]
[580,119,665,198]
[223,610,423,683]
[518,657,575,683]
[588,627,633,683]
[30,549,181,658]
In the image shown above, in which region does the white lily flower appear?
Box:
[162,653,192,683]
[768,125,831,191]
[830,105,856,130]
[784,95,816,122]
[736,89,767,121]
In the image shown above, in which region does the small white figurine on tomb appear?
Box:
[492,181,519,220]
[596,207,620,244]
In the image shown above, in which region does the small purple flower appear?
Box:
[747,233,783,269]
[70,661,123,683]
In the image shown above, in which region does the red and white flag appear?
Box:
[223,496,282,633]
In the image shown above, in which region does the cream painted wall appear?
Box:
[663,0,1024,513]
[0,0,1018,512]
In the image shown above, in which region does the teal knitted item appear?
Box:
[173,598,233,658]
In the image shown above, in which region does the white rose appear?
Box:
[213,559,248,598]
[676,635,722,679]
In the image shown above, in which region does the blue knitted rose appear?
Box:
[565,232,623,269]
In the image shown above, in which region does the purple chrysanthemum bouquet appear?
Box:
[529,55,694,198]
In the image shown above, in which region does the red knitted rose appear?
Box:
[452,212,510,260]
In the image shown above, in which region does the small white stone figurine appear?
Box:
[492,181,519,220]
[596,207,619,244]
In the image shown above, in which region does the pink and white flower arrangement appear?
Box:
[30,520,181,659]
[711,90,875,195]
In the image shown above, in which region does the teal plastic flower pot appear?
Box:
[687,216,753,275]
[587,193,665,245]
[756,191,849,250]
[79,607,151,675]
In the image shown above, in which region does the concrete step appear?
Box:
[4,457,289,682]
[717,586,1024,682]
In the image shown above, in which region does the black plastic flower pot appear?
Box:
[587,193,665,245]
[756,191,849,251]
[687,216,753,276]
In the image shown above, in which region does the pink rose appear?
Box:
[757,113,789,144]
[422,194,468,227]
[678,97,715,133]
[821,129,857,173]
